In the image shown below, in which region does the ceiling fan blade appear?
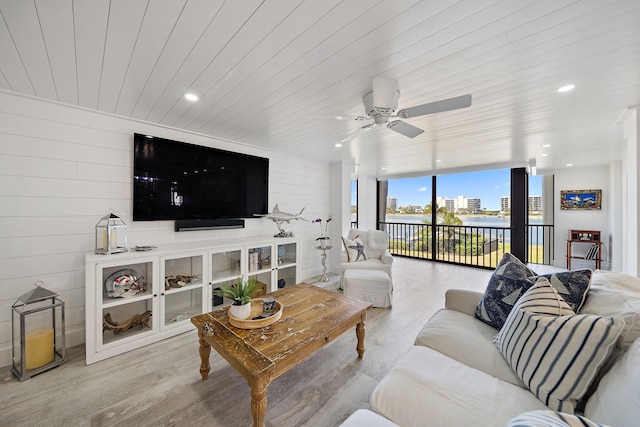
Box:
[387,120,424,138]
[373,77,399,110]
[340,123,375,142]
[309,114,368,121]
[335,115,369,121]
[397,94,472,118]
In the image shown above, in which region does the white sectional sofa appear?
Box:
[366,267,640,427]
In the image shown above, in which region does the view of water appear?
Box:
[384,214,543,227]
[380,215,547,246]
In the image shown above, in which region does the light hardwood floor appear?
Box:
[0,258,494,427]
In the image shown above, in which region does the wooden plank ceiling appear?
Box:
[1,0,639,178]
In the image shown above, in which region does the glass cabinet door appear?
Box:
[98,259,155,348]
[210,247,243,309]
[160,252,206,330]
[276,242,297,267]
[247,245,272,273]
[210,248,242,281]
[275,241,297,289]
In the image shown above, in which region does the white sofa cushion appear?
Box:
[506,410,611,427]
[577,270,640,409]
[581,270,640,353]
[494,278,624,413]
[371,346,548,427]
[340,409,398,427]
[367,229,389,259]
[415,308,524,387]
[585,338,640,427]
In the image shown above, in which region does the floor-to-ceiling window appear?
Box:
[381,169,553,268]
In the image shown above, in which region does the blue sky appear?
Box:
[386,169,542,211]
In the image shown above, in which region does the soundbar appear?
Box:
[175,219,245,232]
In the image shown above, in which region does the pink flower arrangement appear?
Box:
[313,214,332,240]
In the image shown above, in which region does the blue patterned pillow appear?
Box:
[475,253,536,329]
[534,269,592,313]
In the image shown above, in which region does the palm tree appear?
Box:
[436,210,463,253]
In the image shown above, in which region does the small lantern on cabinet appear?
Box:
[11,281,66,381]
[95,213,128,254]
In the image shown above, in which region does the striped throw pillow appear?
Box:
[494,278,624,413]
[505,410,611,427]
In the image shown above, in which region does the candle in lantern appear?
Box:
[110,228,117,249]
[102,229,118,250]
[25,328,54,370]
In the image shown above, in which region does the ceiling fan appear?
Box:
[339,77,472,143]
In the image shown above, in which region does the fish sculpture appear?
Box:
[255,204,307,237]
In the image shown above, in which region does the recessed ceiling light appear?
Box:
[381,166,387,170]
[566,163,573,167]
[184,93,199,101]
[540,153,548,157]
[334,143,342,148]
[542,144,551,148]
[558,84,575,93]
[436,159,442,163]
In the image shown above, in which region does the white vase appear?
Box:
[229,302,251,320]
[320,238,327,249]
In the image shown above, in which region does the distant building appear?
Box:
[437,195,481,213]
[501,196,510,213]
[444,199,456,212]
[467,198,481,213]
[387,196,397,210]
[529,195,542,213]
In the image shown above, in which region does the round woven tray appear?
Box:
[228,298,283,329]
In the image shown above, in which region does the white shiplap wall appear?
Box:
[0,90,331,368]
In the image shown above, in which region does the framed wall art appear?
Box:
[560,189,602,210]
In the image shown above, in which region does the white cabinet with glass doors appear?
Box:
[85,237,299,364]
[246,238,298,293]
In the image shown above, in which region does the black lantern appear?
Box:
[11,281,66,381]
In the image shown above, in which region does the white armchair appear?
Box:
[340,229,393,287]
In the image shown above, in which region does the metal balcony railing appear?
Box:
[376,221,554,269]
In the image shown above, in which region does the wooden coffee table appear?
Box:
[191,283,372,427]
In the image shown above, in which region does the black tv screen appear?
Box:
[133,133,269,221]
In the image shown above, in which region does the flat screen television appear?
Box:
[133,133,269,221]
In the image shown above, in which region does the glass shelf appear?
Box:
[101,299,153,346]
[211,249,242,281]
[276,243,297,266]
[248,246,272,273]
[100,261,153,306]
[164,287,203,326]
[164,254,204,290]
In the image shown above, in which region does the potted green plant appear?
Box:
[214,276,259,320]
